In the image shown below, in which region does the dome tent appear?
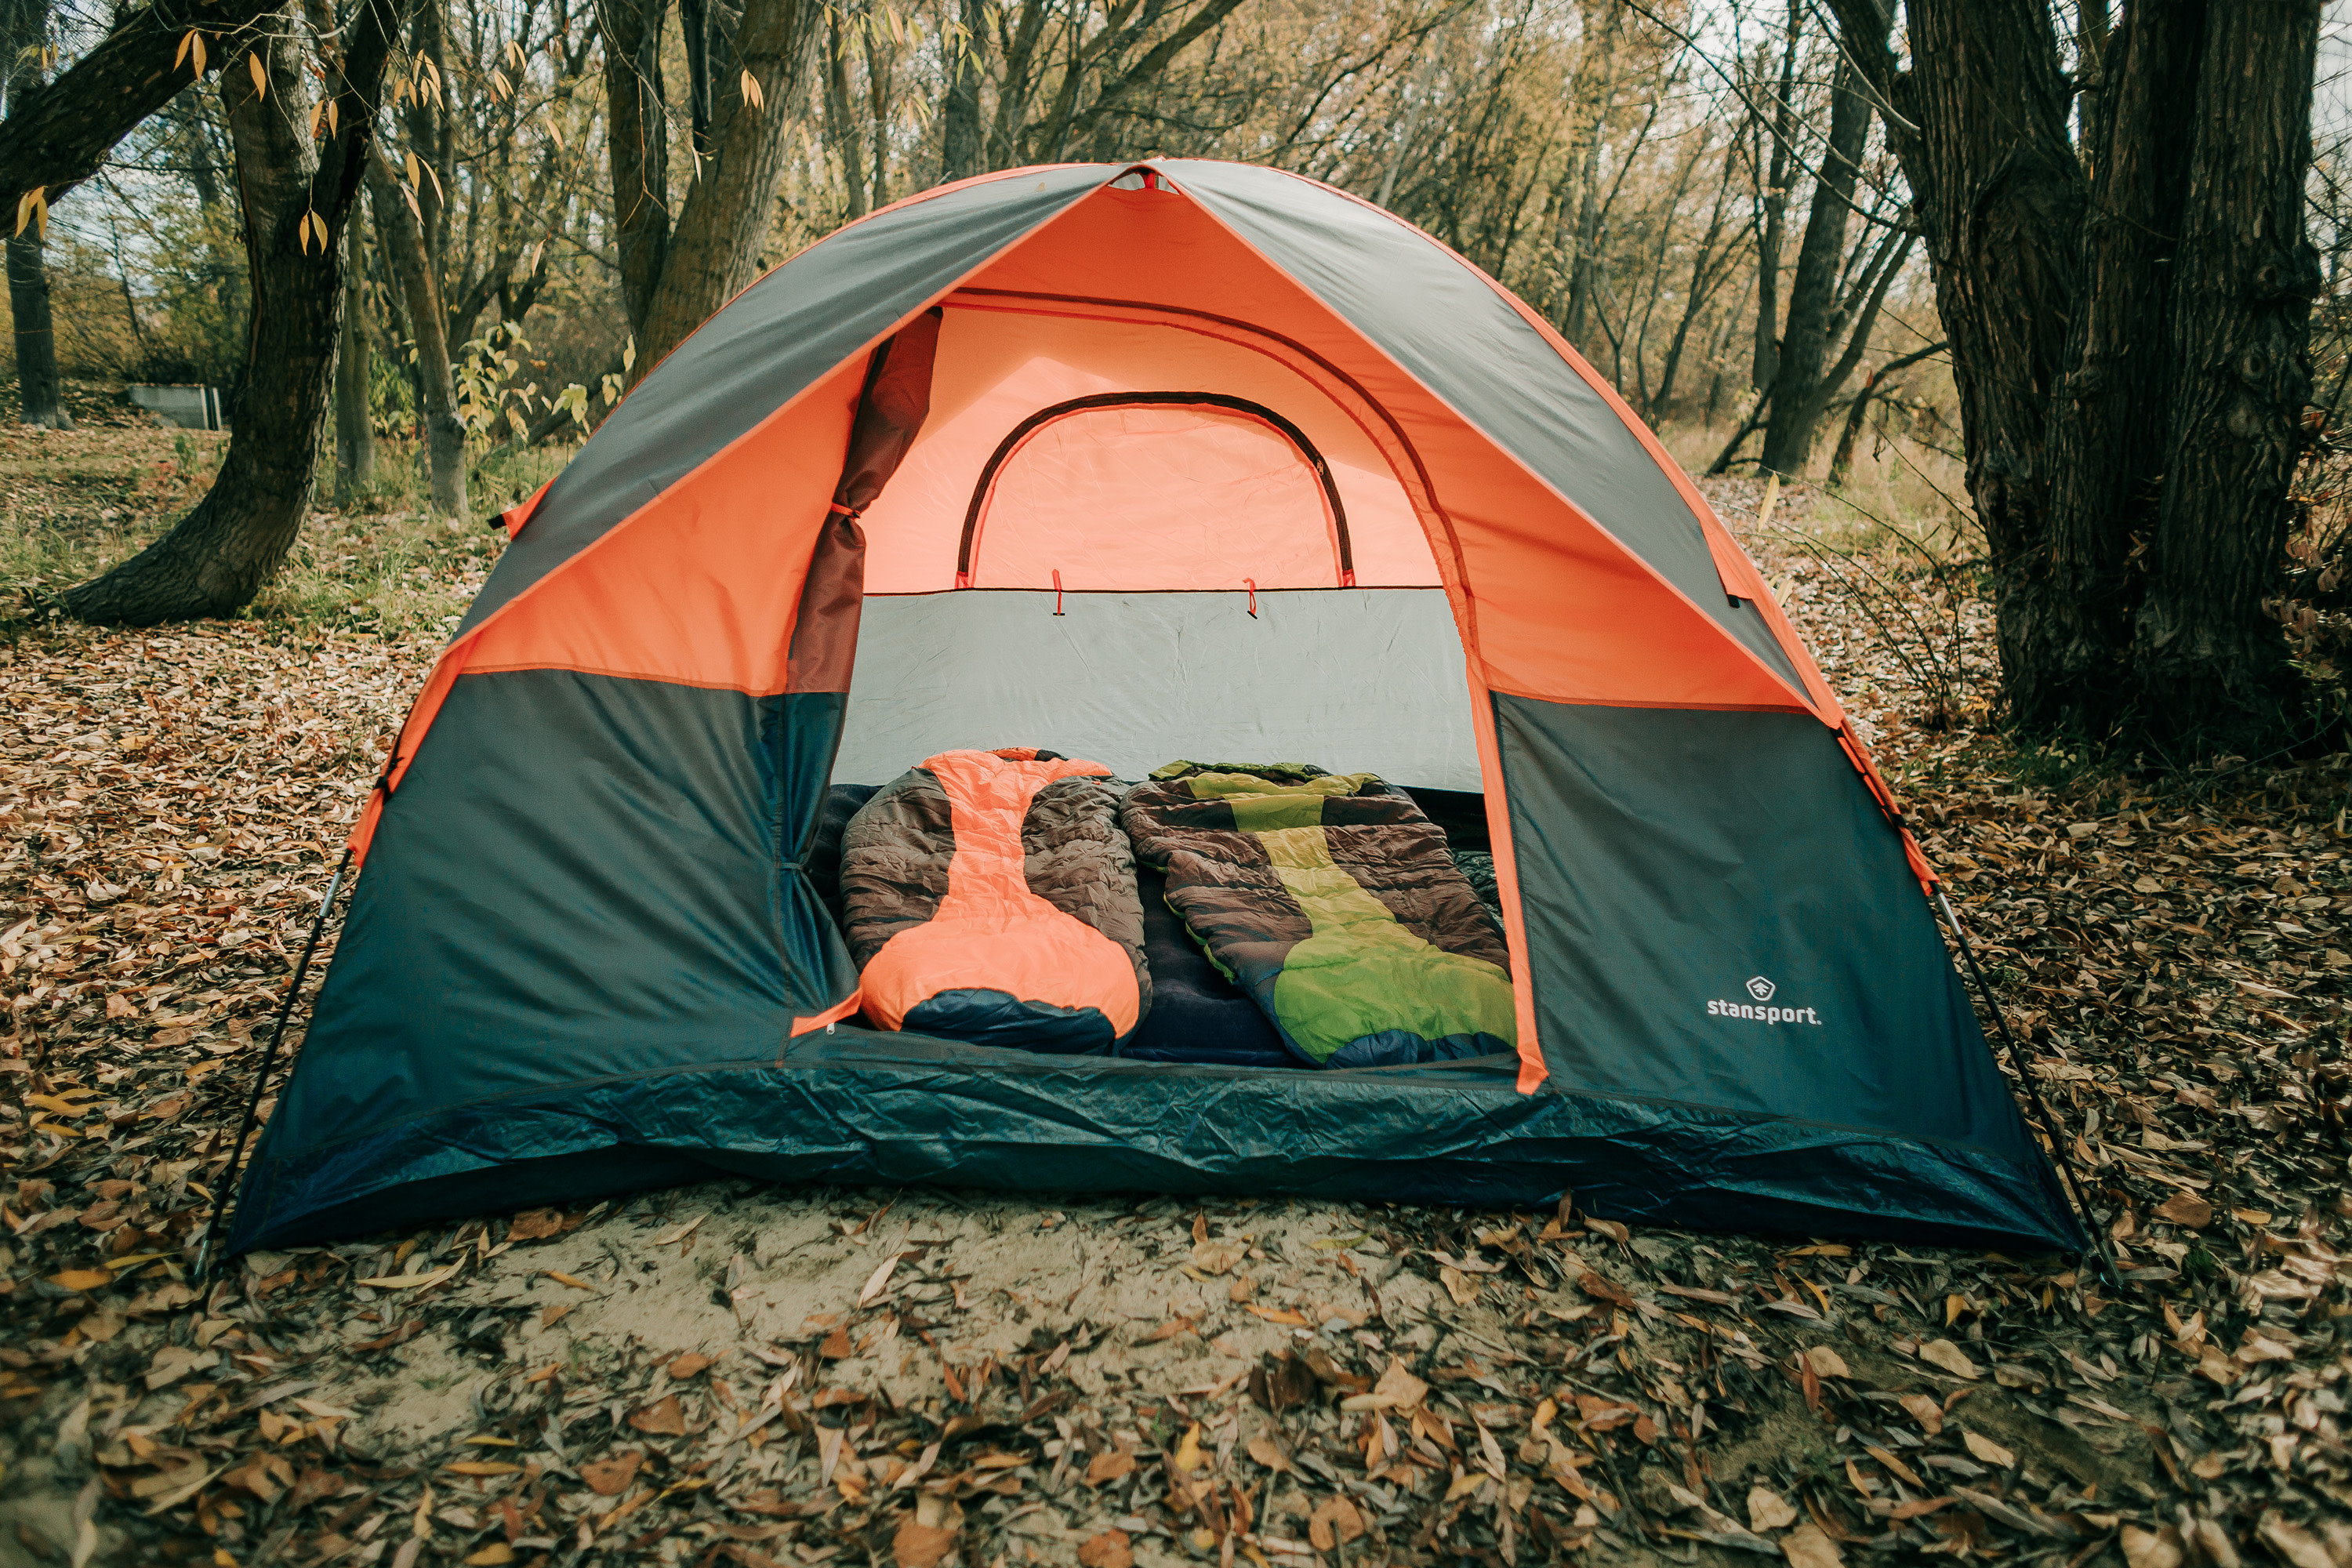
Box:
[223,160,2084,1257]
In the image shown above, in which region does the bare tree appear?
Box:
[1830,0,2325,754]
[60,0,415,624]
[2,0,71,427]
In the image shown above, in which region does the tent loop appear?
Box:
[195,844,354,1282]
[1244,578,1258,619]
[1933,887,2114,1283]
[1052,569,1065,616]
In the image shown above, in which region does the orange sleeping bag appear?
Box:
[838,749,1151,1053]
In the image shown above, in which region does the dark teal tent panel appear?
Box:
[232,1032,2081,1255]
[1494,695,2076,1242]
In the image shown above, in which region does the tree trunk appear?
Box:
[823,5,867,219]
[334,208,375,503]
[630,0,820,379]
[60,0,408,626]
[6,230,67,428]
[1832,0,2084,724]
[1749,0,1799,393]
[1831,0,2322,759]
[2128,0,2322,751]
[939,0,985,182]
[681,0,716,163]
[2,0,67,430]
[600,0,671,340]
[366,151,464,515]
[1756,53,1871,475]
[2028,0,2205,734]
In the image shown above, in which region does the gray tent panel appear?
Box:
[837,589,1481,788]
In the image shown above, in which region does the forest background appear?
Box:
[5,5,2352,1567]
[1,0,2349,754]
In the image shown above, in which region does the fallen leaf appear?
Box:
[354,1263,460,1291]
[143,1345,209,1390]
[1243,1305,1308,1327]
[1310,1495,1366,1547]
[2154,1190,2214,1229]
[1171,1422,1203,1474]
[1803,1345,1850,1380]
[859,1250,900,1306]
[1076,1530,1133,1568]
[1245,1434,1290,1472]
[1191,1239,1245,1275]
[892,1517,956,1568]
[1366,1358,1427,1414]
[1748,1486,1797,1532]
[540,1270,594,1290]
[47,1269,111,1292]
[626,1395,687,1436]
[578,1450,642,1497]
[1897,1393,1944,1434]
[2121,1525,2183,1568]
[464,1545,515,1566]
[1916,1338,1980,1380]
[1087,1450,1135,1486]
[2255,1515,2335,1568]
[1576,1269,1635,1308]
[1864,1444,1922,1489]
[1440,1264,1480,1307]
[667,1352,713,1378]
[1959,1430,2014,1468]
[1780,1521,1844,1568]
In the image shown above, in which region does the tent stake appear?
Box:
[196,845,353,1282]
[1934,886,2116,1285]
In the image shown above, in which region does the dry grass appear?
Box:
[0,383,567,641]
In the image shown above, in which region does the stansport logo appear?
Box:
[1708,976,1822,1025]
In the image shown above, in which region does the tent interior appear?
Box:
[820,267,1508,1067]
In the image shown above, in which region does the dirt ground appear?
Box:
[0,463,2348,1568]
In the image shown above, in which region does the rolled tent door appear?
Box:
[780,311,945,1009]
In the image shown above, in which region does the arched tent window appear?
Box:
[956,394,1353,590]
[840,304,1472,787]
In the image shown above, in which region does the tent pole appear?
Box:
[196,845,354,1282]
[1933,887,2115,1284]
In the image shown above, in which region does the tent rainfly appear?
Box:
[223,161,2086,1258]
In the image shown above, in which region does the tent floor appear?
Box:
[237,1025,2080,1256]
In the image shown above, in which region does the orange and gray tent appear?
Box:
[224,161,2085,1255]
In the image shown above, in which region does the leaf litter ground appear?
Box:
[0,475,2348,1568]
